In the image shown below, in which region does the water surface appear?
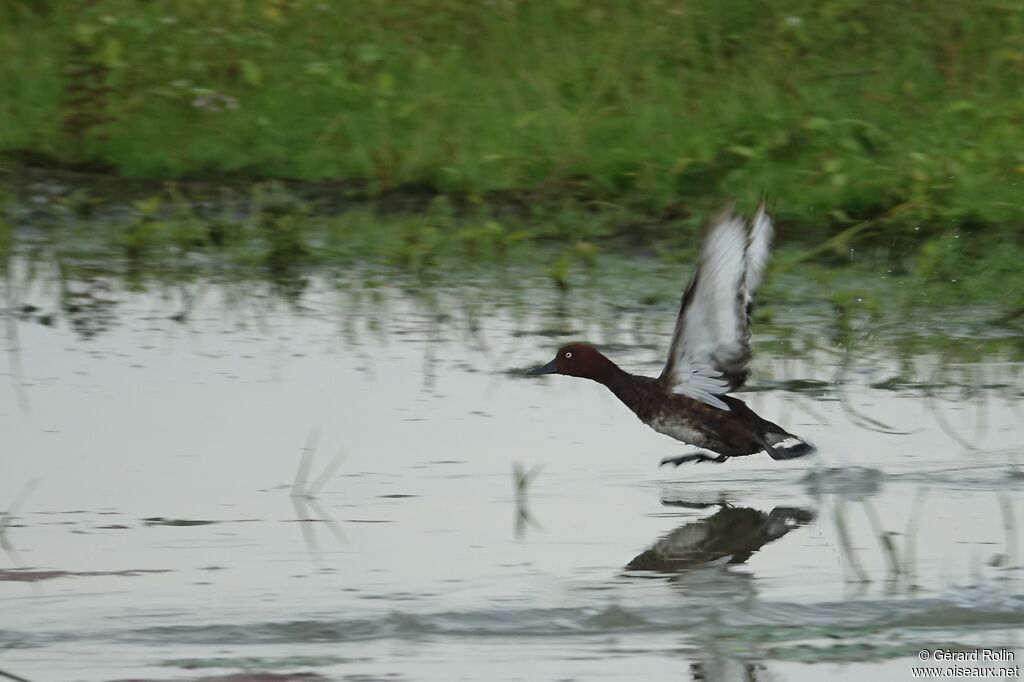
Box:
[2,253,1022,681]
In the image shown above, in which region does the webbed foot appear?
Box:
[659,499,730,509]
[659,451,729,467]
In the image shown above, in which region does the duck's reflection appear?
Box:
[627,501,815,573]
[626,501,815,680]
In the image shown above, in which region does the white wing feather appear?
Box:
[673,362,731,410]
[660,206,774,410]
[745,204,773,300]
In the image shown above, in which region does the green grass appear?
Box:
[2,0,1024,238]
[2,1,1024,311]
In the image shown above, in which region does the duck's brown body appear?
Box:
[603,368,798,459]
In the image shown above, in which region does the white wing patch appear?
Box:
[672,362,731,411]
[661,206,775,410]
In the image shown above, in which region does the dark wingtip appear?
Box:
[757,190,769,212]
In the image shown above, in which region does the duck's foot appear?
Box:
[659,452,729,467]
[659,499,730,509]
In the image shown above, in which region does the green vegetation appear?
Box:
[1,1,1023,308]
[4,180,1019,318]
[4,1,1024,222]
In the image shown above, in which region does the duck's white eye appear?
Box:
[564,351,573,359]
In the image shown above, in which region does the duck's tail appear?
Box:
[763,432,816,461]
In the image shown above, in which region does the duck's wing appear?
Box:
[658,205,774,410]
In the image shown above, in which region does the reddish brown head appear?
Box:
[526,343,619,383]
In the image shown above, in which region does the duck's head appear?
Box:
[526,343,617,382]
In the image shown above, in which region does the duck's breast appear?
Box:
[647,413,707,445]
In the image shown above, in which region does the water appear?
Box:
[1,254,1022,681]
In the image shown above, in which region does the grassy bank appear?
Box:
[2,1,1024,312]
[2,1,1024,236]
[2,173,1022,318]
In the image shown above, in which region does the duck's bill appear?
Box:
[526,359,559,375]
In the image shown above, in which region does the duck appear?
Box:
[626,502,815,571]
[527,204,815,466]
